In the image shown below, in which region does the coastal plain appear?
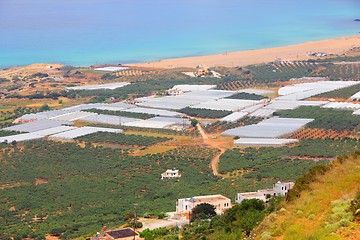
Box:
[130,35,360,69]
[1,35,360,239]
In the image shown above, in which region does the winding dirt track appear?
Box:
[196,123,228,176]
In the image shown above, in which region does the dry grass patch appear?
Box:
[132,145,177,156]
[254,155,360,239]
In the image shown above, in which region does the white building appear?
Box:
[161,169,181,179]
[176,195,231,217]
[235,189,275,204]
[236,192,267,203]
[273,181,295,196]
[350,91,360,101]
[94,66,129,72]
[235,181,294,203]
[167,88,186,96]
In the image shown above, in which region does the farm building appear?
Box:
[264,100,327,111]
[0,126,76,143]
[63,102,133,112]
[49,126,122,140]
[353,109,360,115]
[322,102,360,110]
[94,66,129,72]
[350,91,360,101]
[276,81,359,101]
[66,82,130,91]
[19,103,135,123]
[190,99,259,112]
[161,169,181,179]
[235,181,294,203]
[136,88,236,110]
[4,119,71,133]
[123,117,190,130]
[20,110,75,122]
[249,109,276,118]
[220,112,248,123]
[171,84,216,92]
[234,138,298,147]
[222,117,313,138]
[94,228,141,240]
[49,111,97,122]
[176,195,231,219]
[120,107,180,117]
[19,103,133,122]
[273,181,295,196]
[237,88,274,96]
[82,114,141,126]
[235,190,275,203]
[0,133,44,143]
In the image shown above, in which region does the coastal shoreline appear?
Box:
[128,35,360,69]
[2,35,360,71]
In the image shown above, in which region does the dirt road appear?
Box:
[196,123,229,176]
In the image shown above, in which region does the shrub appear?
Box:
[179,107,232,119]
[157,212,167,219]
[261,231,272,240]
[350,191,360,217]
[39,104,50,112]
[190,203,217,222]
[286,164,331,202]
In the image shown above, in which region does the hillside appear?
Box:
[252,153,360,240]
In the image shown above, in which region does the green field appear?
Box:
[225,92,264,100]
[2,55,360,239]
[76,132,171,146]
[318,63,360,80]
[179,107,232,119]
[72,77,231,100]
[274,106,360,131]
[0,136,332,239]
[218,139,360,178]
[204,117,263,133]
[0,141,220,239]
[84,108,156,120]
[0,130,19,137]
[313,82,360,99]
[247,62,318,82]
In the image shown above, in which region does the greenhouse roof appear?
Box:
[49,127,122,140]
[222,117,313,138]
[234,138,298,147]
[4,119,71,133]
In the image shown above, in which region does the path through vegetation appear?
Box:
[197,123,231,176]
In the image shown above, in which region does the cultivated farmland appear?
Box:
[76,132,171,146]
[275,106,360,131]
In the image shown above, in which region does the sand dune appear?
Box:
[129,35,360,69]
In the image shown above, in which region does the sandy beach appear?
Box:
[129,35,360,69]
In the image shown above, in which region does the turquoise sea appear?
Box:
[0,0,359,68]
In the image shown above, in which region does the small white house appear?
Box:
[273,181,295,196]
[235,189,275,204]
[161,169,181,179]
[235,181,294,203]
[94,66,129,72]
[167,88,186,96]
[176,195,232,218]
[235,192,266,203]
